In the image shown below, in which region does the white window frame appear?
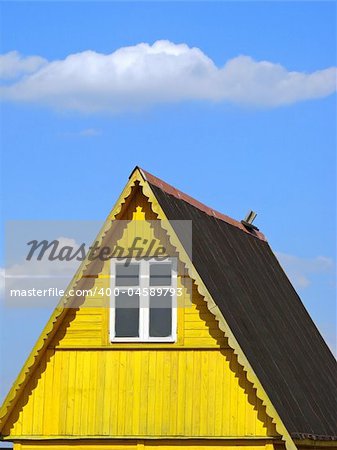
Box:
[110,257,177,343]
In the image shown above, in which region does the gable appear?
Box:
[3,168,314,450]
[1,184,279,441]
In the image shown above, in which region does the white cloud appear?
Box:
[0,51,47,80]
[276,252,335,289]
[0,41,336,113]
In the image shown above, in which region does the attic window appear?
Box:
[110,258,177,342]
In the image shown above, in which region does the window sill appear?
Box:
[110,338,177,344]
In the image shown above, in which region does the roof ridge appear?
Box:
[137,167,267,241]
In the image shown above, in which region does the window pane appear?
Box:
[149,293,172,337]
[150,263,172,286]
[115,291,139,337]
[116,263,139,286]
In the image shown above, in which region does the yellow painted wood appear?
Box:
[132,206,146,220]
[5,346,277,438]
[13,440,285,450]
[2,182,287,447]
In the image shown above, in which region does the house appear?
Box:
[1,166,336,450]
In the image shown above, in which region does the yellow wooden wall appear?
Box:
[3,186,278,440]
[14,441,284,450]
[4,347,276,438]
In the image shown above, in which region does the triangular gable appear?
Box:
[0,168,296,450]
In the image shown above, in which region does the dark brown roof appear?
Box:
[140,167,337,440]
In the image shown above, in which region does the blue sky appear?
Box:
[0,1,336,437]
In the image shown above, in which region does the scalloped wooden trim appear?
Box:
[0,173,140,430]
[136,169,297,450]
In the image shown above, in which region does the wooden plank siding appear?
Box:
[14,441,286,450]
[4,347,276,437]
[3,187,277,441]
